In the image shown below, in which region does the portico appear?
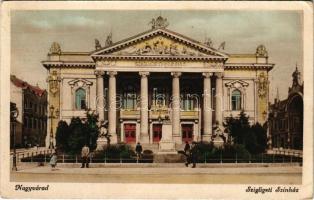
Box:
[93,62,225,146]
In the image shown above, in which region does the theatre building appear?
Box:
[42,17,274,151]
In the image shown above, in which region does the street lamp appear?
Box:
[48,105,59,149]
[11,104,19,171]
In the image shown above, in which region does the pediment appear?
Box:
[92,28,228,60]
[68,79,93,87]
[225,80,249,88]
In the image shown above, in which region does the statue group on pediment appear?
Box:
[114,39,207,57]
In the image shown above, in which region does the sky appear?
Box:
[11,10,303,102]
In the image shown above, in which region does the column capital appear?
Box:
[171,72,182,78]
[107,71,117,77]
[139,71,150,77]
[95,70,105,77]
[215,72,224,78]
[202,72,213,78]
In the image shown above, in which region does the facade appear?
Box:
[10,75,48,147]
[42,17,274,150]
[268,67,303,150]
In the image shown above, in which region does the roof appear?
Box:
[11,75,46,97]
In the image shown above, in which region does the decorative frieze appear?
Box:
[135,60,185,67]
[204,62,224,69]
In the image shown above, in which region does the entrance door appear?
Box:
[153,124,162,142]
[124,123,136,143]
[182,124,193,142]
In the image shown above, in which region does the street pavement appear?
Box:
[11,163,302,184]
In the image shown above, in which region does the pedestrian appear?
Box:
[190,142,198,168]
[184,141,191,167]
[49,153,57,171]
[135,142,143,159]
[81,144,90,168]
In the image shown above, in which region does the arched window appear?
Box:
[231,89,241,110]
[181,86,197,111]
[75,88,86,110]
[152,87,167,108]
[122,85,137,110]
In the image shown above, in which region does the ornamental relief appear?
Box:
[47,70,61,97]
[203,62,224,69]
[257,72,268,98]
[97,60,117,67]
[111,36,208,57]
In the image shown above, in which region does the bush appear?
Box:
[55,111,100,154]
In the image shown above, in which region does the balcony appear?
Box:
[149,108,169,120]
[119,108,200,120]
[181,110,199,119]
[120,109,140,119]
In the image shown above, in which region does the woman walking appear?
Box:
[49,153,58,171]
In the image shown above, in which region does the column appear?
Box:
[95,70,105,121]
[202,72,213,142]
[215,72,224,127]
[171,72,182,143]
[139,72,150,143]
[108,71,117,143]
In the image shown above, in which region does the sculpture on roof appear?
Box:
[204,37,213,48]
[105,32,113,47]
[49,42,61,55]
[149,16,169,29]
[95,39,101,50]
[256,44,268,57]
[218,41,226,50]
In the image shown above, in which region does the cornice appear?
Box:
[92,55,227,62]
[224,63,274,71]
[42,61,95,69]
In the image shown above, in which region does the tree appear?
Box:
[67,117,87,154]
[85,111,99,151]
[251,123,268,153]
[224,111,250,145]
[224,111,268,154]
[55,111,100,154]
[55,120,70,152]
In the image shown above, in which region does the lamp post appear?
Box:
[11,104,19,171]
[48,105,59,149]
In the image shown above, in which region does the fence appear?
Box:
[268,148,303,158]
[19,151,302,164]
[16,149,55,163]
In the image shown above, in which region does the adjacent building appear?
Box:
[10,75,48,148]
[268,67,303,150]
[42,16,274,150]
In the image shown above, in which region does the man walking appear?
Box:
[135,142,143,159]
[184,141,191,167]
[190,142,198,168]
[81,144,90,168]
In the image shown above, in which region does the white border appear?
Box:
[1,1,313,199]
